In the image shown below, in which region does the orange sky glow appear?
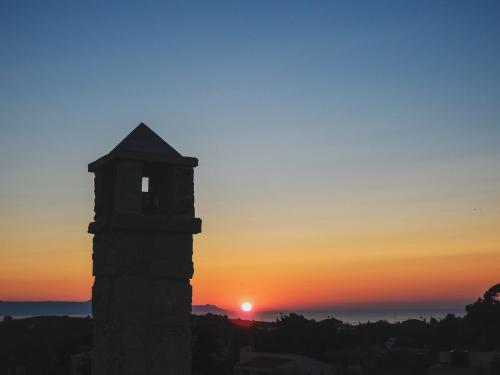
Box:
[1,188,498,311]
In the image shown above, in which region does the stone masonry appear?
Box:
[88,124,201,375]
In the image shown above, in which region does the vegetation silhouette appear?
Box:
[1,284,499,374]
[464,283,500,349]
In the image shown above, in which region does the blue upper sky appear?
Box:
[2,0,499,220]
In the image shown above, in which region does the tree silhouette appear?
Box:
[465,283,500,349]
[482,283,500,303]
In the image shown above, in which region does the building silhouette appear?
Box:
[88,123,201,374]
[234,346,336,375]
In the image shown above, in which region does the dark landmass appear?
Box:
[0,301,92,317]
[1,284,499,375]
[0,301,228,317]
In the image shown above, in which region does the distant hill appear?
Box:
[0,301,228,317]
[192,304,228,315]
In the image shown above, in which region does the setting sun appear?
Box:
[241,302,253,312]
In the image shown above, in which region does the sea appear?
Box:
[1,301,466,324]
[229,308,466,324]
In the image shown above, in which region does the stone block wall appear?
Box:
[92,231,193,375]
[91,159,197,375]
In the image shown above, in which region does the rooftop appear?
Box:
[88,123,197,171]
[238,356,294,370]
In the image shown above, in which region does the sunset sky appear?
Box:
[1,1,499,312]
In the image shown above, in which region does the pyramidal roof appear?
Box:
[88,123,197,171]
[111,123,182,157]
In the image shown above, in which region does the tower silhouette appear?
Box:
[88,123,201,374]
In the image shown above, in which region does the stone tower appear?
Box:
[88,123,201,375]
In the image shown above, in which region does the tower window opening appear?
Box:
[142,177,149,192]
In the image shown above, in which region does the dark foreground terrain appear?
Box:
[1,284,499,375]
